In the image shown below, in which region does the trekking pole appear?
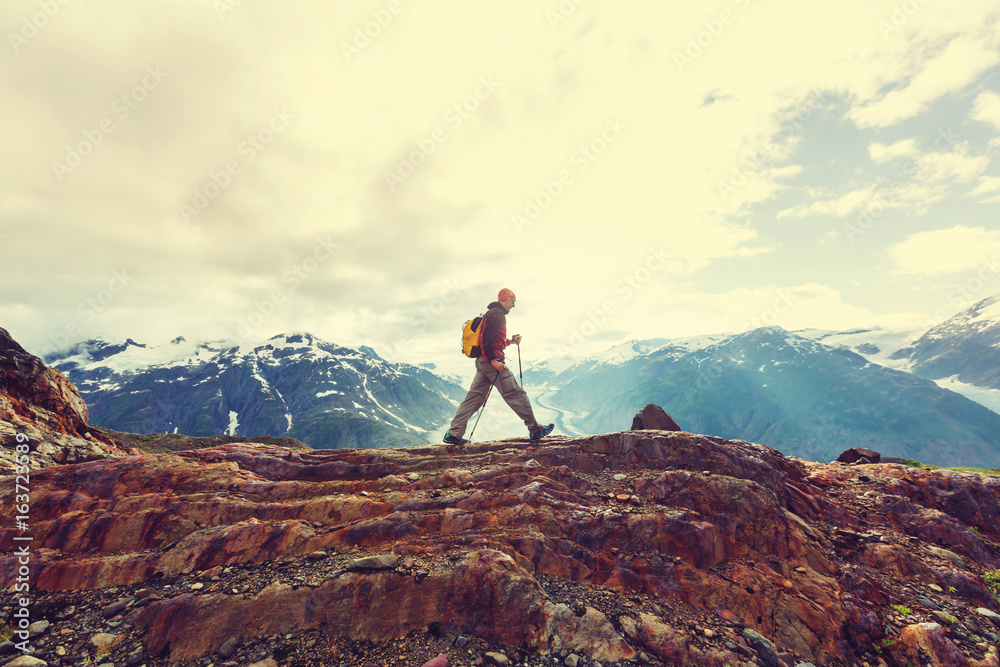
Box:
[468,371,500,441]
[517,340,523,385]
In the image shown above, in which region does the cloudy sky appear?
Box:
[2,0,1000,376]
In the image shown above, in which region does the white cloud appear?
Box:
[972,90,1000,129]
[780,141,990,218]
[848,37,1000,129]
[968,174,1000,197]
[888,226,1000,275]
[779,186,876,219]
[869,139,920,163]
[1,0,999,363]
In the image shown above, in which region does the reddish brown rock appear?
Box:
[2,431,1000,666]
[890,622,969,666]
[0,326,127,472]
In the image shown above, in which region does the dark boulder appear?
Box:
[630,403,681,432]
[836,447,881,464]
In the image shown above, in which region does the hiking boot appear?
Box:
[529,423,555,440]
[443,434,469,445]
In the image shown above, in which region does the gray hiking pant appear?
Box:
[448,356,543,438]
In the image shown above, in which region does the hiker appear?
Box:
[444,288,554,445]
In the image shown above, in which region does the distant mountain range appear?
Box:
[538,313,1000,467]
[890,294,1000,391]
[45,333,466,450]
[41,292,1000,466]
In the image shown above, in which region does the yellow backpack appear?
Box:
[461,315,484,357]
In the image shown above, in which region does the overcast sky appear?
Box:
[2,0,1000,376]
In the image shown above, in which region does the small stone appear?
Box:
[454,636,468,648]
[976,607,1000,627]
[613,474,627,481]
[717,608,743,625]
[190,582,204,590]
[125,648,145,666]
[2,656,48,667]
[916,595,939,610]
[90,633,118,649]
[101,598,133,618]
[615,494,631,502]
[26,621,49,638]
[704,628,716,638]
[408,472,421,482]
[927,546,965,568]
[795,567,808,573]
[247,659,278,667]
[931,611,955,626]
[742,629,779,667]
[308,550,327,560]
[55,647,66,657]
[219,637,239,658]
[929,584,944,593]
[564,654,580,667]
[54,606,76,620]
[629,495,641,505]
[347,554,399,571]
[419,655,449,667]
[484,652,509,667]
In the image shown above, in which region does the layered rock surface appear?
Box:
[0,327,131,473]
[2,431,1000,666]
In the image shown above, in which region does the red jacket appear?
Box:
[479,301,508,361]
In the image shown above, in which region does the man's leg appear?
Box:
[493,363,544,433]
[447,362,496,438]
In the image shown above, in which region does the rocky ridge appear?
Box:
[2,431,999,667]
[0,327,132,474]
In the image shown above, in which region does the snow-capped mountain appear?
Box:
[548,326,1000,467]
[45,333,467,450]
[890,293,1000,391]
[790,326,922,369]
